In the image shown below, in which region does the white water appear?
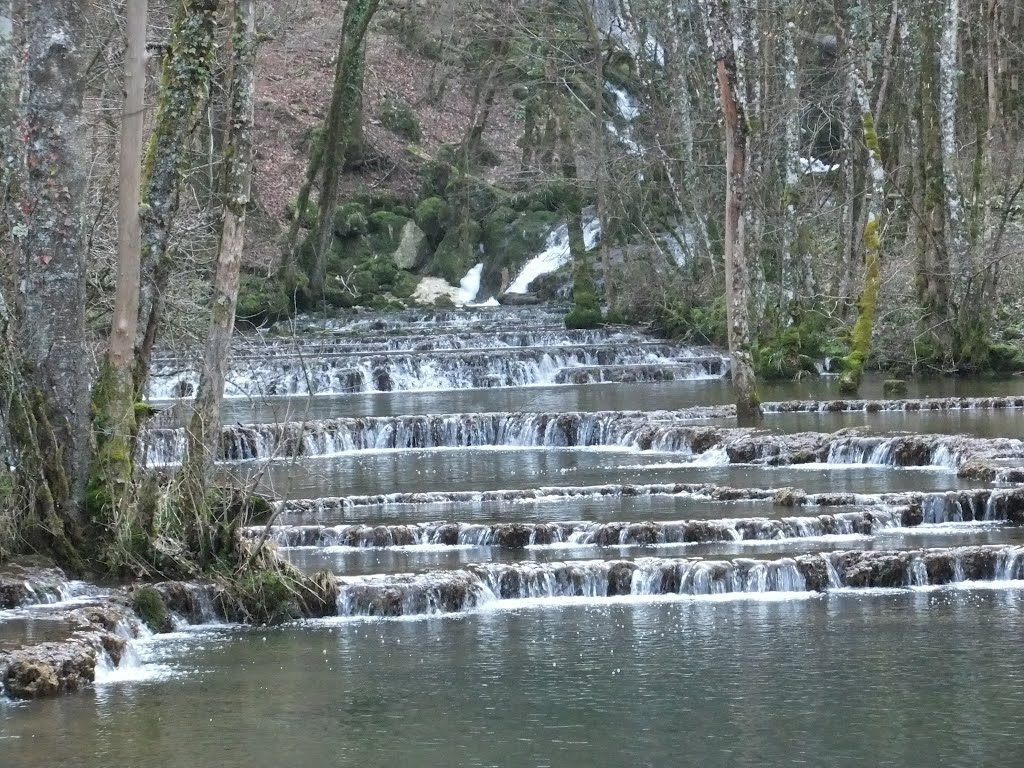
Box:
[800,156,840,175]
[607,82,640,121]
[457,263,483,305]
[506,214,602,294]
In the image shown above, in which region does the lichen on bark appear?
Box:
[134,0,220,398]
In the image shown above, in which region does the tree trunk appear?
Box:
[780,10,802,315]
[133,0,220,398]
[181,0,256,556]
[699,0,760,424]
[581,0,614,308]
[839,3,888,394]
[0,0,89,563]
[309,0,380,297]
[89,0,148,528]
[939,0,969,291]
[916,7,953,343]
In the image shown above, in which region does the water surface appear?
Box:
[5,588,1024,768]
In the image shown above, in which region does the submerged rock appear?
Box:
[1,640,98,699]
[0,601,141,700]
[0,566,71,609]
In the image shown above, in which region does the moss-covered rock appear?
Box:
[415,196,450,248]
[379,94,421,141]
[444,175,505,220]
[986,341,1024,373]
[480,208,560,295]
[236,269,308,326]
[883,379,908,396]
[367,210,411,252]
[333,202,369,238]
[131,585,172,633]
[419,159,452,199]
[430,220,481,284]
[392,220,430,270]
[392,271,419,299]
[351,187,413,216]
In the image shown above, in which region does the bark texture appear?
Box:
[182,0,257,558]
[89,0,148,529]
[134,0,220,396]
[0,0,89,561]
[700,0,760,423]
[308,0,380,296]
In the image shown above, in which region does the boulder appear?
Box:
[492,524,532,549]
[1,639,97,699]
[391,220,429,270]
[606,562,637,596]
[795,556,831,592]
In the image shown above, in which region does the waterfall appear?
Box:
[326,546,1024,618]
[506,212,603,295]
[140,412,1024,468]
[253,508,906,550]
[147,341,724,399]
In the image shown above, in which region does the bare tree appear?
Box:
[0,0,90,562]
[181,0,257,557]
[134,0,220,396]
[699,0,760,422]
[89,0,148,532]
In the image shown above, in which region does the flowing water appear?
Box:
[4,305,1024,767]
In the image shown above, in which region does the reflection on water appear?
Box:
[236,447,975,500]
[4,590,1024,768]
[148,373,1024,427]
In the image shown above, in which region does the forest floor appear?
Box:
[248,0,524,269]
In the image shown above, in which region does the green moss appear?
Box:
[392,271,419,299]
[132,586,171,633]
[564,305,603,330]
[882,379,908,396]
[367,211,410,252]
[444,176,505,219]
[479,209,560,294]
[433,295,456,309]
[333,202,369,238]
[286,197,318,229]
[414,196,450,248]
[223,569,300,625]
[754,316,843,381]
[430,220,481,284]
[988,342,1024,372]
[352,187,411,214]
[379,94,422,141]
[841,215,882,394]
[87,361,138,524]
[565,260,603,330]
[419,160,451,199]
[237,270,307,325]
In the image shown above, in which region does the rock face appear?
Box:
[412,276,461,306]
[0,602,140,700]
[1,640,98,699]
[0,566,71,609]
[392,220,429,270]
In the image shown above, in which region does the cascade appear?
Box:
[329,546,1024,617]
[140,411,1024,468]
[506,212,603,295]
[254,508,904,550]
[148,341,725,399]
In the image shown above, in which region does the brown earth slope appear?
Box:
[249,0,523,269]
